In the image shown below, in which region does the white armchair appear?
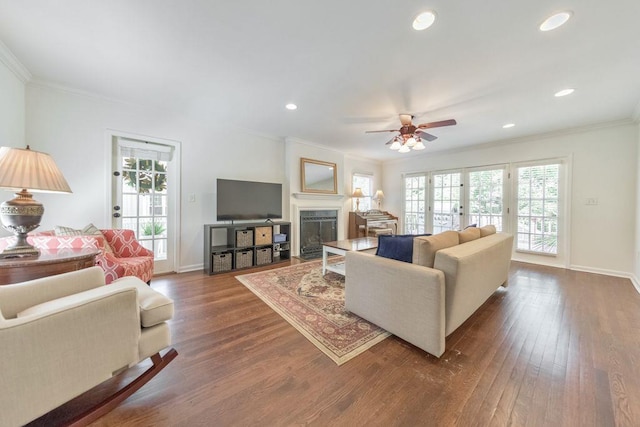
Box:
[0,266,177,427]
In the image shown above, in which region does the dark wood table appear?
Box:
[322,237,378,276]
[0,247,100,285]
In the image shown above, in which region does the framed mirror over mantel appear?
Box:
[300,158,337,194]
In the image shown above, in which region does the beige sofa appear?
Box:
[345,226,513,358]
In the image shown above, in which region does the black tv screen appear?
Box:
[216,179,283,221]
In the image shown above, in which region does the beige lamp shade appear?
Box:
[0,146,72,193]
[373,190,384,200]
[351,188,364,198]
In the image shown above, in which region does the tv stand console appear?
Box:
[204,221,291,274]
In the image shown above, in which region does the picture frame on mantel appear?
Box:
[300,158,338,194]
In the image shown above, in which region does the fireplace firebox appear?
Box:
[299,210,338,259]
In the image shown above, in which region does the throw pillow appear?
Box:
[458,227,481,243]
[54,223,114,253]
[376,234,426,263]
[479,224,497,237]
[413,231,460,268]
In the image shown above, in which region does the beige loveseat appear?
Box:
[345,226,513,358]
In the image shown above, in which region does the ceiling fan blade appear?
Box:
[399,114,413,126]
[384,136,397,145]
[417,119,457,129]
[416,130,438,141]
[365,129,399,133]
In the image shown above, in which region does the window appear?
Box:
[515,162,560,255]
[352,174,373,211]
[431,171,462,234]
[404,175,427,234]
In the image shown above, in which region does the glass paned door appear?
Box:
[113,139,175,274]
[467,167,506,230]
[120,157,168,260]
[404,175,426,234]
[431,171,462,233]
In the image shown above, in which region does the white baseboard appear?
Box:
[177,263,203,273]
[570,264,640,294]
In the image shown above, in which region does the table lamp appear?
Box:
[0,146,72,258]
[373,190,385,210]
[352,187,364,212]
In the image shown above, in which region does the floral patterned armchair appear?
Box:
[6,229,155,284]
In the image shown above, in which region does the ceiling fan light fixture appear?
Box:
[539,11,572,32]
[413,140,426,150]
[413,11,436,31]
[389,139,402,150]
[406,137,417,147]
[398,144,410,153]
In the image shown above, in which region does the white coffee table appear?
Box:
[322,237,378,276]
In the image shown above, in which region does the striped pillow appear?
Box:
[54,223,114,253]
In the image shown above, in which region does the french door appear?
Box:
[112,136,178,274]
[405,166,507,234]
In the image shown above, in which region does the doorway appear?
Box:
[110,134,180,274]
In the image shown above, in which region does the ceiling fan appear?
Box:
[366,114,457,152]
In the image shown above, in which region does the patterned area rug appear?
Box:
[236,261,390,365]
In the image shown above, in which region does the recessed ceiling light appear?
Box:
[413,11,436,31]
[554,88,575,97]
[285,103,297,110]
[503,123,515,129]
[539,11,572,32]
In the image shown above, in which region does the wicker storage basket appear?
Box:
[256,247,272,265]
[235,249,253,269]
[254,226,273,245]
[235,229,253,248]
[212,252,232,273]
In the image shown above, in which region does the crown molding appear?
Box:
[0,39,31,83]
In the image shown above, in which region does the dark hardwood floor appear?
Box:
[36,260,640,426]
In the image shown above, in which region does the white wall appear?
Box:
[26,84,286,271]
[0,60,25,148]
[382,122,638,276]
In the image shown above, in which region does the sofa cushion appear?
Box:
[413,231,460,268]
[376,234,417,263]
[480,224,497,237]
[458,227,481,243]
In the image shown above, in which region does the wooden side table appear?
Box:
[0,248,100,285]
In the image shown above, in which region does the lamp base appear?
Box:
[0,244,40,259]
[0,189,43,259]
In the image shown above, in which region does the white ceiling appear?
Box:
[0,1,639,161]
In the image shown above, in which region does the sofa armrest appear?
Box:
[434,232,514,336]
[345,251,446,357]
[0,266,107,319]
[0,286,140,427]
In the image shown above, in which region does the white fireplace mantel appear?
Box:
[292,193,345,200]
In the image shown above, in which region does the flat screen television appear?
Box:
[216,179,283,221]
